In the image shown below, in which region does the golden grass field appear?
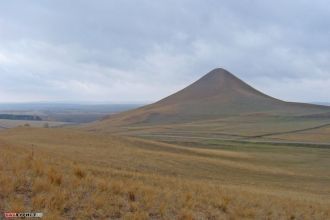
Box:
[1,127,329,219]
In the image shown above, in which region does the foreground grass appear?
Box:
[0,128,329,219]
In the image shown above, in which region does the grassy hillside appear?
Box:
[1,127,329,219]
[88,114,330,145]
[93,68,330,128]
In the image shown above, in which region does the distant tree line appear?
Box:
[0,114,42,121]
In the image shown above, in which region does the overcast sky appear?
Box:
[0,0,329,103]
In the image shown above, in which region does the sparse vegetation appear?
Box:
[0,127,329,219]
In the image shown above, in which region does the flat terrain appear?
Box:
[0,119,71,130]
[0,103,141,123]
[1,127,329,219]
[0,103,141,132]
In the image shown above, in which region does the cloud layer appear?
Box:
[0,0,329,103]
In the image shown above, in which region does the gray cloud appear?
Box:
[0,0,329,103]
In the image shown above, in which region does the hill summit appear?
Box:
[95,68,330,126]
[156,68,273,106]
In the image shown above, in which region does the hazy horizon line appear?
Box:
[0,101,149,105]
[0,100,329,106]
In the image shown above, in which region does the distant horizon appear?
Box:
[0,101,149,105]
[0,100,329,106]
[0,68,329,105]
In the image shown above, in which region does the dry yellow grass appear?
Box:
[0,127,329,219]
[270,126,330,143]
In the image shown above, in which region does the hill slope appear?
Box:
[94,68,330,127]
[1,127,329,219]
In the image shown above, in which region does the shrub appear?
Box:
[73,166,86,179]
